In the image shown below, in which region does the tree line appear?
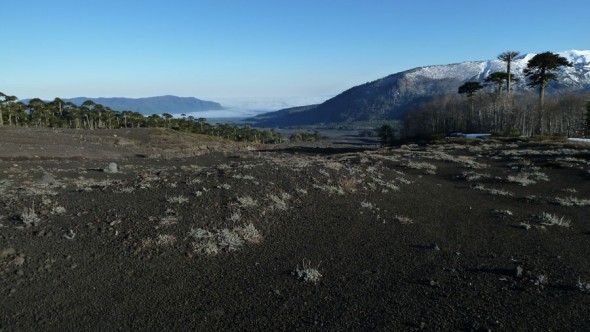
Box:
[0,94,285,143]
[401,51,590,139]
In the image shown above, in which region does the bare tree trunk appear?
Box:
[506,61,512,96]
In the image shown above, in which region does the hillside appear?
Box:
[63,95,224,115]
[248,50,590,127]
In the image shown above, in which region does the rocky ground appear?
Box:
[1,127,590,331]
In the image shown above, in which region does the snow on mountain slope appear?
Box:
[405,50,590,90]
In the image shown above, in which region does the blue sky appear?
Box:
[2,0,589,107]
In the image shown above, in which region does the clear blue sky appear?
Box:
[2,0,589,105]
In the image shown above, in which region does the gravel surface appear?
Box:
[1,128,590,330]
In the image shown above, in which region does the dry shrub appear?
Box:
[540,212,571,228]
[293,260,322,284]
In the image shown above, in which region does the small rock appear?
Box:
[12,256,25,266]
[104,162,118,173]
[41,173,57,185]
[514,265,524,277]
[1,247,16,259]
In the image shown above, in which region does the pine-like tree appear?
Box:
[0,92,6,126]
[523,51,572,108]
[497,51,520,96]
[458,82,484,130]
[485,72,518,97]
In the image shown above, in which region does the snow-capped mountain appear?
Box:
[404,50,590,90]
[249,50,590,127]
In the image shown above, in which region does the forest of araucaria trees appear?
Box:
[0,94,284,143]
[401,51,590,139]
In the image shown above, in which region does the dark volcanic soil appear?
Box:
[1,127,590,331]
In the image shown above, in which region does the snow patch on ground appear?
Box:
[451,133,492,139]
[568,138,590,143]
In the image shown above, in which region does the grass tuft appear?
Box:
[20,205,40,226]
[293,260,322,284]
[238,195,258,208]
[578,278,590,293]
[166,195,189,204]
[554,196,590,207]
[540,212,571,228]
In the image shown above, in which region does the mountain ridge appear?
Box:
[62,95,224,115]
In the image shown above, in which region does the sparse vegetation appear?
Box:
[472,184,513,196]
[235,223,262,243]
[554,196,590,207]
[188,224,262,255]
[166,195,189,204]
[293,260,322,284]
[540,212,571,228]
[20,205,40,226]
[461,171,490,181]
[237,195,258,208]
[404,161,437,174]
[493,209,513,216]
[507,171,549,186]
[2,125,590,331]
[155,234,177,246]
[393,215,413,224]
[578,279,590,293]
[268,193,289,210]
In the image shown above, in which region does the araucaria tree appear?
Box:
[523,51,572,108]
[485,72,517,97]
[0,92,6,126]
[458,81,483,128]
[497,51,520,96]
[458,82,484,98]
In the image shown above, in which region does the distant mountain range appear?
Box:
[248,50,590,127]
[62,95,223,115]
